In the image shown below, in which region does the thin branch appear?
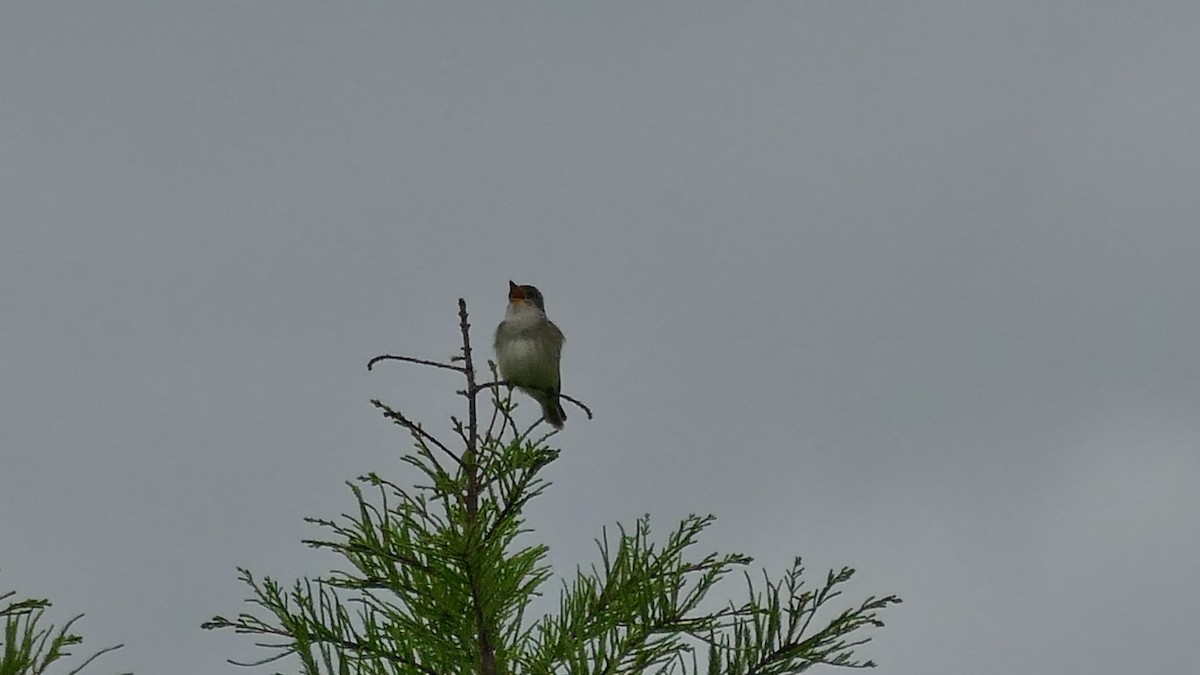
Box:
[459,298,480,464]
[367,354,465,373]
[450,416,472,450]
[482,362,510,443]
[334,543,433,574]
[471,380,594,420]
[530,427,561,448]
[371,400,463,468]
[224,649,291,668]
[556,393,593,420]
[215,620,444,675]
[515,417,545,446]
[469,380,505,395]
[66,643,125,675]
[483,395,504,445]
[454,298,499,675]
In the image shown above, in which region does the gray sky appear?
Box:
[3,2,1198,673]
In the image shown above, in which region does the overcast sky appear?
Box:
[3,2,1199,674]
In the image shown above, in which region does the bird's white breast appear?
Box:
[496,337,547,381]
[496,302,558,387]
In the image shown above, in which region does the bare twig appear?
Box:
[481,362,509,444]
[370,400,463,469]
[555,393,593,420]
[457,299,480,512]
[483,394,504,445]
[471,380,594,420]
[515,417,549,447]
[367,354,465,373]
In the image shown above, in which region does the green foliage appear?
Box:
[206,426,560,675]
[205,300,900,674]
[0,583,127,675]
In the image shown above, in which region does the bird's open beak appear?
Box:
[508,280,525,303]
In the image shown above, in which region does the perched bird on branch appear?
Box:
[494,281,566,429]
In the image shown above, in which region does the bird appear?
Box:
[494,280,567,429]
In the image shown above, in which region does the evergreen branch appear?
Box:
[211,296,900,674]
[695,560,900,675]
[522,514,741,673]
[1,575,128,675]
[204,570,449,675]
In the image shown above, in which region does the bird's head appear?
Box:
[508,280,547,312]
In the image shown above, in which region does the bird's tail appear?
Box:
[541,395,567,429]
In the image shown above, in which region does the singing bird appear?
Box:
[494,281,567,429]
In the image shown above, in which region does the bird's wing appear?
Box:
[548,320,565,391]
